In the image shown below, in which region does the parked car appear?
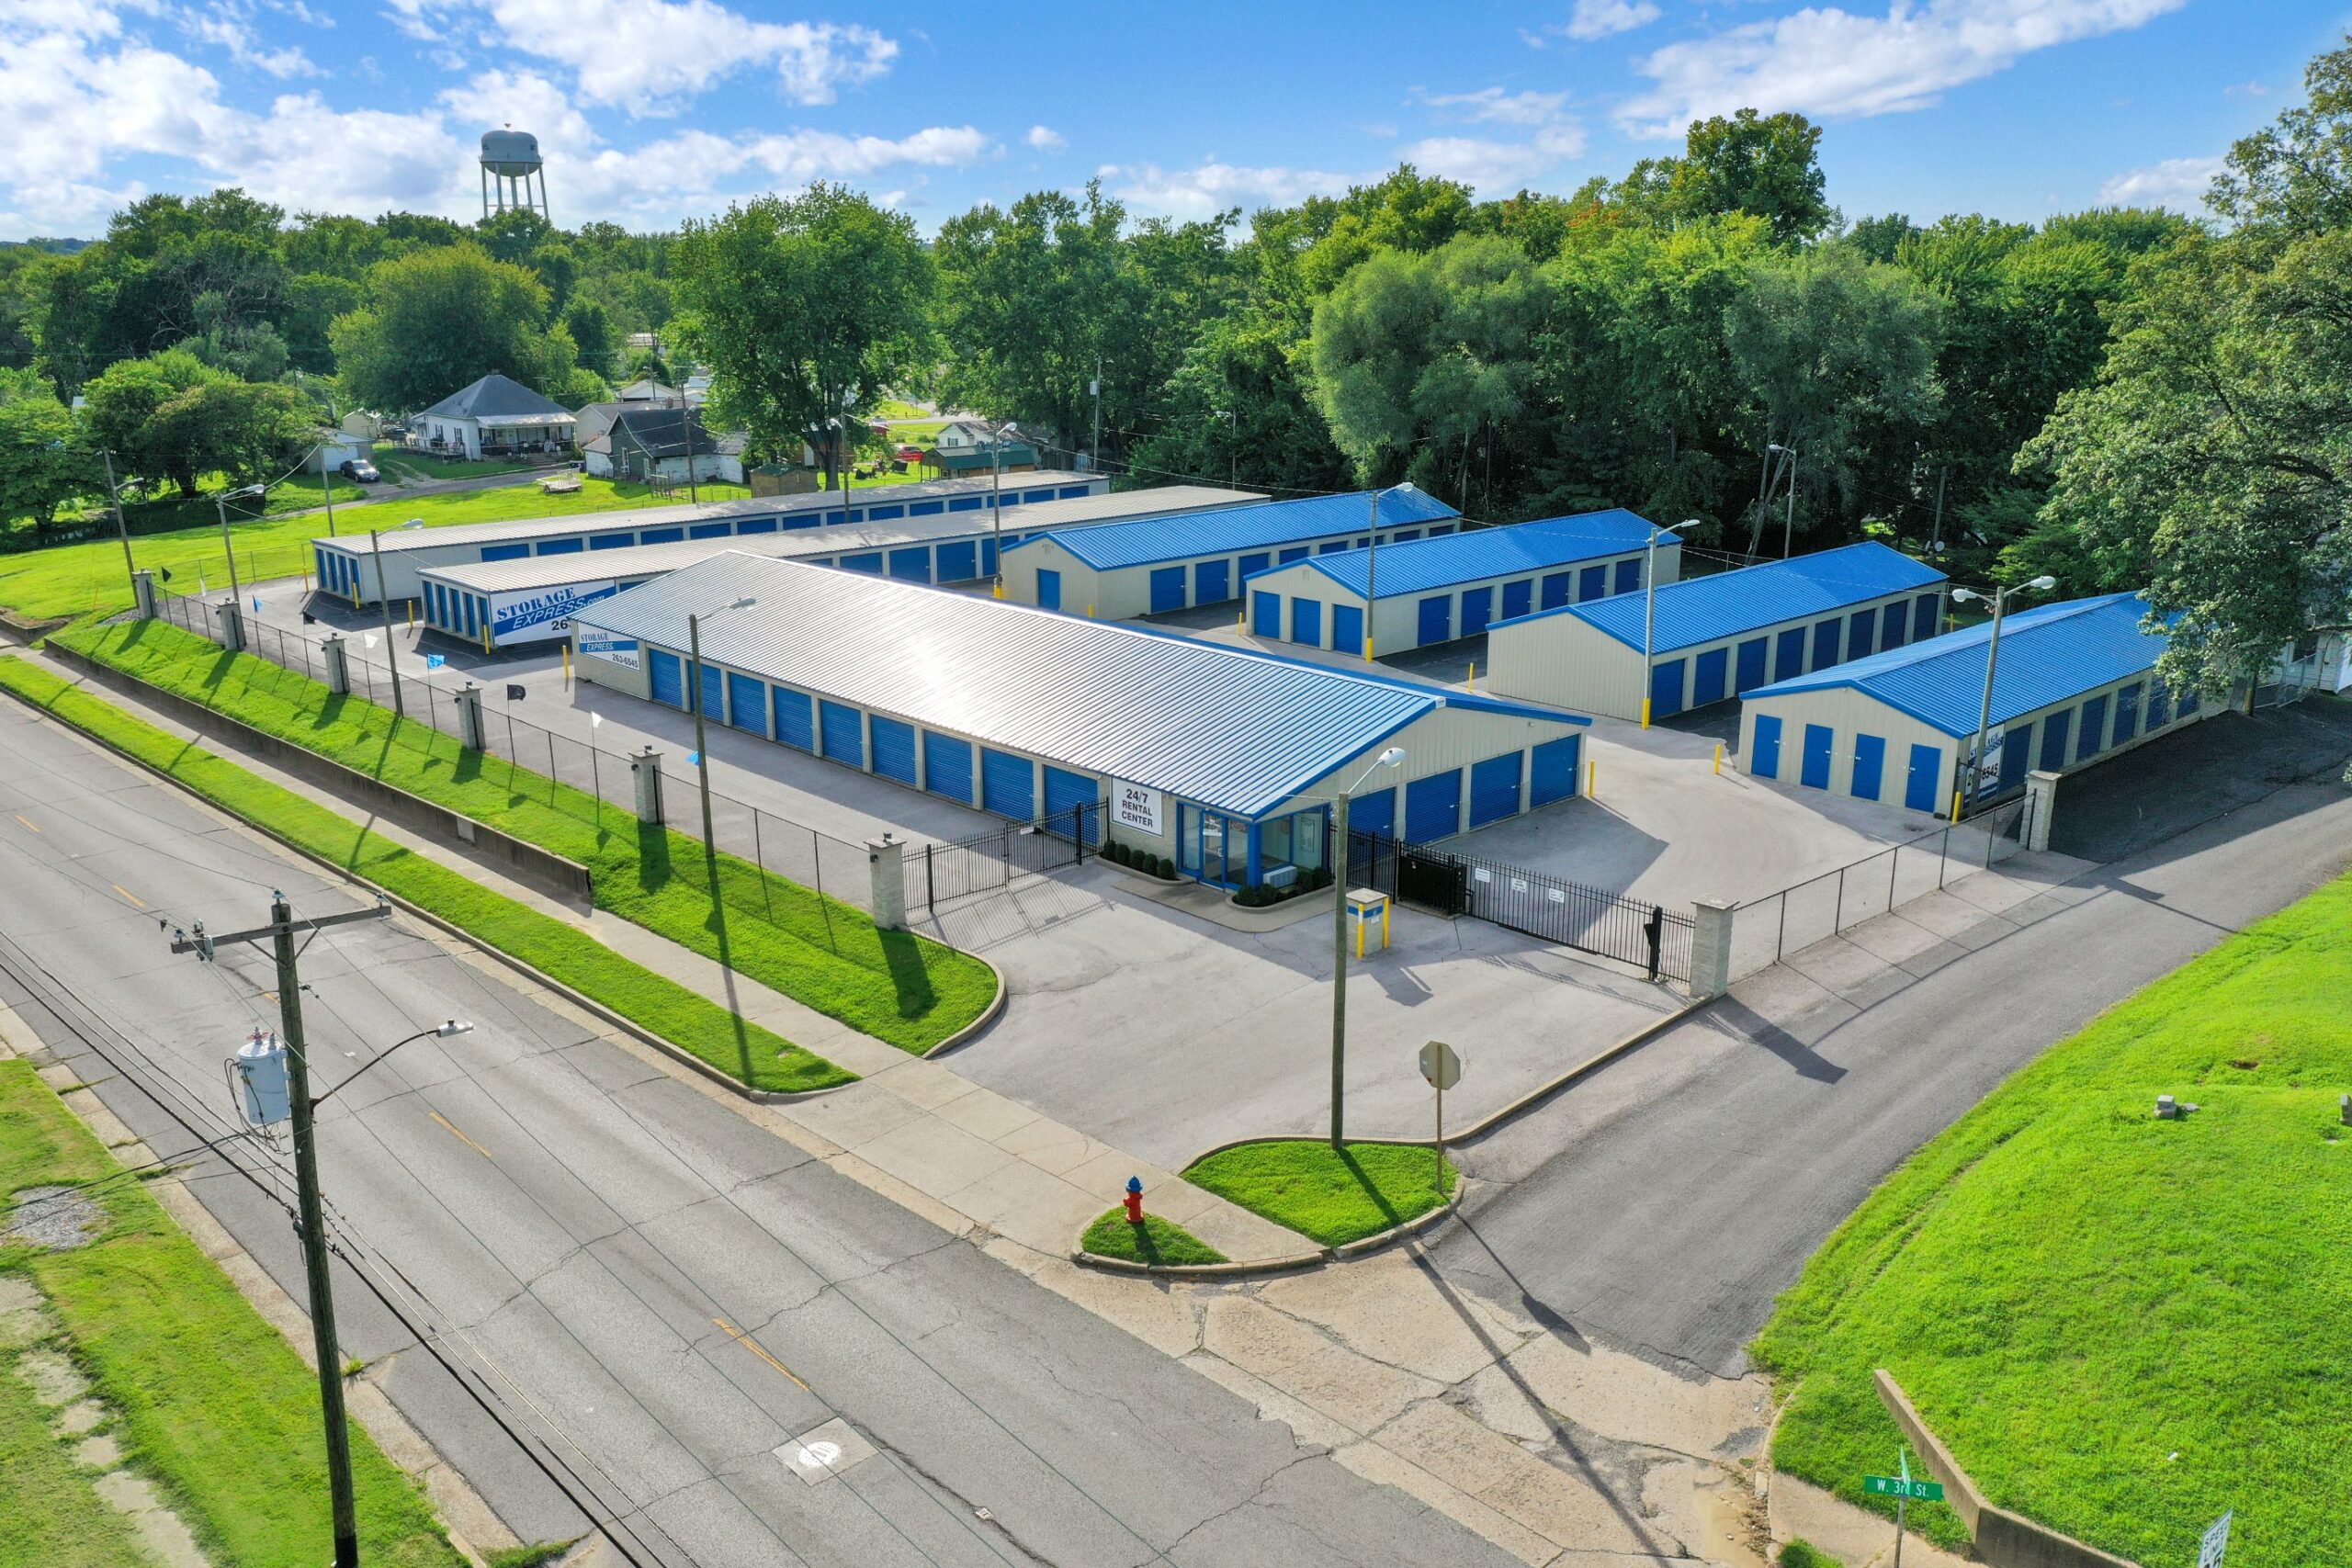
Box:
[339,458,381,482]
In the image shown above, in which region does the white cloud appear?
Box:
[183,4,317,78]
[1401,124,1588,192]
[1620,0,2189,136]
[1102,160,1358,220]
[1564,0,1660,41]
[1024,124,1066,152]
[2096,153,2222,211]
[1420,86,1570,126]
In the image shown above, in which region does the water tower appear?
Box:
[480,127,550,222]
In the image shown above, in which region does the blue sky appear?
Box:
[3,0,2344,240]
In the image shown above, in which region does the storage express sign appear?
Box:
[576,629,640,670]
[491,581,621,645]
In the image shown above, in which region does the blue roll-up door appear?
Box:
[1278,546,1309,564]
[909,501,944,517]
[1417,595,1452,646]
[1043,765,1097,840]
[1775,626,1808,680]
[1800,724,1834,789]
[1735,637,1768,694]
[1537,572,1570,611]
[687,523,730,539]
[1914,593,1940,642]
[1999,722,2034,791]
[820,701,864,767]
[528,536,572,557]
[866,504,905,521]
[980,538,998,577]
[1317,540,1348,556]
[1250,590,1281,637]
[1291,597,1322,646]
[1650,658,1687,718]
[1391,530,1420,544]
[1501,581,1533,621]
[1614,558,1641,595]
[1461,586,1495,637]
[936,541,978,581]
[1579,564,1608,602]
[2039,710,2072,770]
[1036,569,1062,611]
[1882,602,1908,651]
[696,661,725,722]
[2146,682,2171,728]
[639,527,684,544]
[924,733,973,802]
[650,649,684,709]
[981,748,1034,818]
[948,496,983,513]
[1468,753,1522,829]
[727,672,767,736]
[1194,559,1229,604]
[1812,618,1842,670]
[1404,771,1462,842]
[480,543,529,561]
[773,688,814,750]
[1332,604,1363,657]
[1529,736,1581,807]
[1851,734,1886,801]
[2076,695,2109,760]
[888,547,931,582]
[1148,566,1187,613]
[1345,787,1395,843]
[2112,683,2143,745]
[841,552,884,574]
[1905,744,1942,812]
[1239,552,1272,580]
[1849,609,1877,660]
[736,518,776,534]
[1691,648,1729,707]
[869,716,917,784]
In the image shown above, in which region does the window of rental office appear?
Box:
[1256,807,1329,880]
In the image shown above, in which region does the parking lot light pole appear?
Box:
[987,419,1022,597]
[1949,575,2056,820]
[370,518,424,719]
[212,482,266,608]
[1331,745,1407,1147]
[1363,484,1403,661]
[687,597,758,856]
[1639,519,1700,728]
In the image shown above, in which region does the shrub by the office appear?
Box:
[1107,841,1131,867]
[46,618,995,1055]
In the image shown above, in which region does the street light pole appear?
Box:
[1639,518,1700,728]
[1363,485,1391,662]
[1950,575,2056,819]
[213,484,262,607]
[986,419,1021,597]
[1329,745,1407,1146]
[99,450,133,599]
[687,597,757,857]
[369,520,421,718]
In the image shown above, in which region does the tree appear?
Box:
[329,244,585,413]
[1621,109,1833,244]
[0,368,86,532]
[560,297,616,379]
[671,185,931,485]
[82,348,223,496]
[80,347,308,497]
[1128,313,1352,496]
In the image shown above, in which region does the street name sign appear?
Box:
[1863,1475,1945,1502]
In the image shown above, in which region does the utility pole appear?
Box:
[100,450,133,599]
[1091,356,1102,474]
[368,525,410,718]
[173,894,391,1568]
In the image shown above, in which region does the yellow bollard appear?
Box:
[409,599,417,628]
[1713,741,1723,775]
[1087,604,1096,618]
[1640,696,1653,728]
[1467,659,1476,692]
[1951,788,1963,824]
[1588,758,1598,798]
[1382,899,1390,948]
[562,645,571,685]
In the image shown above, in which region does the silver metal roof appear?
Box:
[574,552,1583,818]
[316,470,1111,558]
[421,485,1257,594]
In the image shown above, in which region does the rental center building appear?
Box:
[412,486,1257,649]
[1238,509,1676,657]
[569,551,1592,883]
[998,487,1461,619]
[1485,542,1950,723]
[311,469,1111,607]
[1737,592,2211,815]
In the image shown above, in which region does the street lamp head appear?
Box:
[434,1020,473,1037]
[1670,517,1701,533]
[1768,443,1791,455]
[400,517,424,530]
[728,596,755,610]
[1375,747,1406,769]
[2026,574,2058,592]
[1951,587,1982,604]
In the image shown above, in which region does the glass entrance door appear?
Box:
[1200,813,1227,886]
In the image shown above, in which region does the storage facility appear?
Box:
[412,486,1256,649]
[570,551,1593,885]
[1485,542,1950,723]
[1238,509,1675,658]
[1737,592,2208,815]
[998,487,1461,619]
[311,469,1111,607]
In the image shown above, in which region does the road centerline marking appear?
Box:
[713,1316,809,1391]
[427,1110,493,1160]
[110,884,148,909]
[13,815,39,835]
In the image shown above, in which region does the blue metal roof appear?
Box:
[1496,541,1946,654]
[1745,592,2175,738]
[575,551,1583,818]
[1008,486,1458,571]
[1261,509,1660,599]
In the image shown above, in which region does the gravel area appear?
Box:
[2,1186,103,1252]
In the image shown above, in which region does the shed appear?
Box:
[1001,487,1461,620]
[1238,509,1676,658]
[571,552,1592,886]
[1486,542,1950,723]
[1737,592,2211,816]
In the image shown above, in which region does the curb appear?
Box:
[920,953,1008,1056]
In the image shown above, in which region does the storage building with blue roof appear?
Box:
[571,551,1592,888]
[1736,592,2211,816]
[1485,541,1949,723]
[998,486,1461,620]
[1235,509,1679,658]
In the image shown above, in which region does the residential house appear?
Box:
[413,374,576,459]
[925,419,1038,477]
[582,406,743,485]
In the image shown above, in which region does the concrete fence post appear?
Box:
[132,570,158,620]
[454,682,486,752]
[214,599,246,653]
[630,747,665,826]
[1689,898,1736,999]
[321,635,350,696]
[2023,770,2059,853]
[867,834,907,931]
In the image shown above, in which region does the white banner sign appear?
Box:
[490,581,621,646]
[575,629,641,670]
[1113,781,1164,837]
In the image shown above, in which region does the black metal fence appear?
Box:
[908,802,1103,912]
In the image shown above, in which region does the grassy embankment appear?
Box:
[0,1058,465,1566]
[47,618,998,1056]
[1755,869,2352,1568]
[0,657,851,1093]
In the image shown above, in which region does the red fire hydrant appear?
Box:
[1123,1176,1145,1224]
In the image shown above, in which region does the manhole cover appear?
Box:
[2,1187,103,1252]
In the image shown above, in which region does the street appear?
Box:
[0,693,1521,1568]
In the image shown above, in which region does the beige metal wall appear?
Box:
[1487,615,1651,720]
[1257,703,1587,841]
[998,539,1114,615]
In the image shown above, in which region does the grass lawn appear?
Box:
[1080,1211,1227,1267]
[0,1340,150,1568]
[44,620,997,1055]
[0,1058,464,1567]
[370,446,544,482]
[1753,870,2352,1568]
[1182,1140,1455,1247]
[0,658,854,1093]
